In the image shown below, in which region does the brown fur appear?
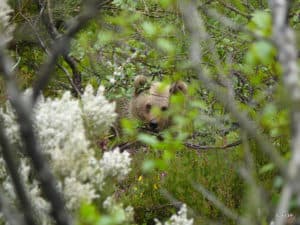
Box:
[129,75,187,132]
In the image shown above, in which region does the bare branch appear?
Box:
[179,0,286,176]
[202,8,273,43]
[32,0,106,103]
[0,192,25,225]
[218,1,251,19]
[239,134,269,224]
[184,139,242,150]
[36,0,83,96]
[192,183,243,223]
[0,1,109,224]
[268,1,300,225]
[0,49,72,225]
[19,9,82,96]
[0,119,37,225]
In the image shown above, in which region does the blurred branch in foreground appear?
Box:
[269,0,300,224]
[0,0,108,224]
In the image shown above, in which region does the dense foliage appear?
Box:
[0,0,299,224]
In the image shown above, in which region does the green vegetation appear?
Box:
[2,0,300,224]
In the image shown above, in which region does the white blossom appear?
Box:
[34,91,87,152]
[109,77,116,84]
[2,159,51,223]
[34,91,93,180]
[155,204,193,225]
[103,195,134,223]
[0,0,14,47]
[0,157,6,179]
[63,177,99,210]
[100,148,132,181]
[0,85,132,221]
[81,84,117,136]
[0,103,21,146]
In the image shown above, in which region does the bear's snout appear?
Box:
[149,119,158,131]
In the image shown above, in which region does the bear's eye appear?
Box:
[161,106,168,111]
[145,103,152,112]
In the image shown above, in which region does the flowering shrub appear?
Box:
[102,196,134,223]
[0,85,131,223]
[2,159,51,223]
[0,0,14,47]
[81,85,117,136]
[100,148,132,181]
[154,204,193,225]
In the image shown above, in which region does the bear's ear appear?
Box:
[170,81,187,95]
[133,75,150,95]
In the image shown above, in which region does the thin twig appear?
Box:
[179,0,286,176]
[192,182,242,222]
[37,0,83,95]
[268,1,300,225]
[0,119,37,225]
[0,49,72,225]
[32,0,105,103]
[218,1,251,20]
[184,139,242,151]
[0,191,25,225]
[202,7,273,43]
[238,134,269,224]
[20,9,82,96]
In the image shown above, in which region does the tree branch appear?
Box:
[19,9,82,96]
[36,0,83,96]
[184,139,242,151]
[0,1,109,223]
[198,5,273,44]
[218,1,251,20]
[32,0,105,103]
[179,0,286,176]
[192,183,242,222]
[0,191,25,225]
[0,49,72,225]
[0,119,37,225]
[268,1,300,225]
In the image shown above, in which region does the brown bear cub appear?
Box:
[129,75,187,132]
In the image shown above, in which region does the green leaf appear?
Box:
[156,38,175,54]
[98,215,113,225]
[163,150,172,161]
[142,160,156,173]
[142,22,157,37]
[245,41,276,65]
[274,176,283,189]
[97,31,113,46]
[248,10,272,37]
[79,203,100,224]
[121,119,138,136]
[259,163,275,174]
[138,134,158,146]
[159,0,174,9]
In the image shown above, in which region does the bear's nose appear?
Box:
[149,120,158,130]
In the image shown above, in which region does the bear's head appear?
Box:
[129,75,187,132]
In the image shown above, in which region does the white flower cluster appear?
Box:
[0,0,14,47]
[0,103,21,146]
[155,204,194,225]
[105,50,138,83]
[103,196,134,223]
[0,158,6,179]
[2,159,51,224]
[100,148,131,181]
[34,92,92,176]
[63,177,99,210]
[0,85,132,220]
[81,84,117,136]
